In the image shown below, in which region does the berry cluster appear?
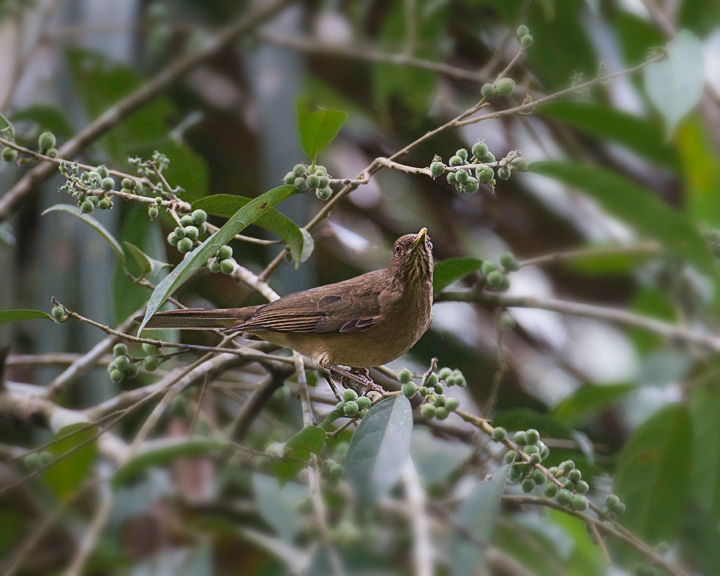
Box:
[602,492,627,519]
[284,163,333,200]
[2,145,17,162]
[167,209,208,254]
[398,367,464,420]
[208,245,237,274]
[107,342,161,384]
[59,163,118,214]
[38,131,58,158]
[516,25,534,48]
[543,461,590,511]
[482,251,519,292]
[334,388,372,419]
[320,458,345,485]
[23,450,53,471]
[481,78,516,100]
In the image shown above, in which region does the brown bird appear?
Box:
[145,228,434,370]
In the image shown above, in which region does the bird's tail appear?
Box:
[142,307,260,330]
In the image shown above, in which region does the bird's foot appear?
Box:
[330,366,382,397]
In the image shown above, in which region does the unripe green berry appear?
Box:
[436,367,452,381]
[545,483,559,497]
[113,343,128,357]
[51,305,67,321]
[499,251,519,272]
[148,206,159,219]
[430,161,444,177]
[570,494,588,511]
[481,260,497,275]
[614,502,626,515]
[284,172,296,185]
[455,169,469,184]
[329,463,345,479]
[293,163,306,177]
[524,444,539,455]
[115,355,131,371]
[560,460,575,472]
[316,187,332,200]
[497,166,512,180]
[463,178,479,194]
[446,172,457,185]
[402,382,417,397]
[504,450,518,464]
[475,165,494,183]
[318,176,329,188]
[2,147,17,162]
[496,78,515,97]
[456,148,468,161]
[357,396,371,409]
[98,198,111,210]
[343,401,359,417]
[487,270,510,291]
[294,177,308,191]
[80,199,94,213]
[448,155,464,167]
[307,174,320,189]
[483,152,496,163]
[398,368,413,384]
[445,397,459,411]
[126,363,138,379]
[177,237,193,253]
[517,25,529,37]
[418,386,428,397]
[513,431,527,445]
[511,157,528,171]
[46,148,58,158]
[154,196,162,204]
[426,373,439,388]
[420,404,436,419]
[481,83,495,98]
[24,452,42,470]
[190,210,206,226]
[521,34,533,47]
[435,406,449,420]
[110,369,124,383]
[564,479,575,491]
[217,245,232,260]
[314,166,327,176]
[184,225,199,240]
[434,382,444,394]
[500,312,515,329]
[434,393,446,406]
[343,389,358,402]
[532,469,546,485]
[568,469,582,482]
[575,480,589,494]
[556,489,572,506]
[540,443,550,461]
[180,215,193,227]
[121,178,133,189]
[491,427,507,441]
[521,478,535,493]
[142,343,158,355]
[38,131,56,151]
[525,428,540,445]
[471,141,489,159]
[101,177,114,191]
[209,260,221,273]
[605,494,620,509]
[143,355,159,371]
[510,466,523,482]
[220,258,235,274]
[89,195,100,206]
[168,232,178,246]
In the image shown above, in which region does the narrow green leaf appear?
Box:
[451,465,511,576]
[138,185,296,333]
[644,30,705,136]
[345,395,413,502]
[253,473,308,542]
[122,241,171,279]
[536,101,680,172]
[529,161,716,276]
[410,428,473,486]
[433,257,484,294]
[553,384,634,425]
[193,194,308,266]
[270,425,327,486]
[615,404,692,543]
[296,97,349,163]
[689,377,720,522]
[0,309,52,324]
[42,204,125,263]
[44,423,98,502]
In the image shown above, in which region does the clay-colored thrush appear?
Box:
[145,228,434,369]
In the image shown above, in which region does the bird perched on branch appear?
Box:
[145,228,434,371]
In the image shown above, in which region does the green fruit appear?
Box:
[446,171,457,185]
[556,489,572,506]
[293,163,306,177]
[605,494,620,509]
[521,478,535,493]
[148,206,159,219]
[177,237,193,253]
[560,460,575,472]
[497,166,512,180]
[434,394,446,406]
[80,200,94,213]
[568,469,582,482]
[517,25,529,37]
[564,479,575,491]
[220,259,235,274]
[316,187,332,200]
[402,382,417,397]
[418,386,427,397]
[499,251,519,272]
[101,177,114,191]
[2,147,18,162]
[548,467,559,476]
[539,443,550,461]
[329,463,345,479]
[39,451,53,466]
[168,232,178,246]
[435,407,449,420]
[426,373,439,388]
[509,467,522,482]
[110,369,124,383]
[343,401,359,417]
[532,469,546,484]
[475,165,494,183]
[511,157,528,171]
[524,444,539,455]
[218,245,233,260]
[521,34,533,47]
[430,161,444,177]
[575,480,589,494]
[434,382,444,394]
[343,389,358,402]
[456,148,468,161]
[314,166,327,176]
[481,260,497,275]
[471,141,489,159]
[51,305,67,322]
[24,452,43,470]
[190,210,207,226]
[38,131,56,151]
[143,356,159,371]
[513,431,527,445]
[448,155,464,167]
[463,178,479,194]
[121,178,133,189]
[46,148,58,158]
[307,174,320,189]
[445,397,459,411]
[294,177,308,191]
[318,176,329,188]
[113,343,128,357]
[455,169,469,184]
[500,312,515,329]
[525,428,540,445]
[504,450,518,464]
[209,260,221,273]
[357,396,371,409]
[98,199,111,210]
[483,152,496,163]
[487,270,510,290]
[529,453,541,465]
[544,483,559,497]
[284,172,296,185]
[481,83,495,98]
[359,408,369,418]
[570,494,589,511]
[126,363,139,379]
[179,215,192,227]
[420,404,436,419]
[184,225,199,240]
[496,78,515,97]
[492,426,507,441]
[614,502,626,515]
[437,367,452,380]
[115,355,131,371]
[398,368,413,383]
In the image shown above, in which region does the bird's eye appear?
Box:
[394,244,403,255]
[426,239,433,250]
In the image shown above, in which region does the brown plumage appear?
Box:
[145,228,434,368]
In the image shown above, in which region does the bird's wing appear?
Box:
[231,272,385,334]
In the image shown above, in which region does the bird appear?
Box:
[145,228,434,371]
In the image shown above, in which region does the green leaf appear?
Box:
[193,194,310,266]
[345,395,413,503]
[44,424,98,502]
[536,101,680,172]
[42,204,125,263]
[553,384,634,425]
[0,309,52,324]
[113,439,232,487]
[11,105,74,139]
[644,30,705,137]
[689,377,720,522]
[122,241,171,280]
[253,473,308,542]
[451,465,511,575]
[529,161,716,276]
[138,185,296,333]
[296,97,349,163]
[270,425,327,486]
[615,404,692,543]
[410,428,473,486]
[433,257,483,294]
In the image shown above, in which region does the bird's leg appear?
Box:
[331,365,382,396]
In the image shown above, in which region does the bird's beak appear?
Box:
[411,227,428,249]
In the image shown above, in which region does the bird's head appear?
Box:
[389,228,434,284]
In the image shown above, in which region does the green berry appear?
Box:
[398,368,413,384]
[499,251,519,272]
[448,155,464,167]
[524,444,539,455]
[402,382,418,397]
[177,237,194,253]
[220,259,235,274]
[456,148,468,161]
[556,489,572,506]
[426,373,439,388]
[445,397,459,411]
[525,428,540,445]
[101,177,114,191]
[113,343,128,357]
[143,356,159,371]
[96,166,109,179]
[471,141,489,159]
[24,452,43,470]
[98,198,111,210]
[126,363,139,379]
[314,166,327,176]
[430,161,444,177]
[307,174,320,189]
[517,25,529,37]
[521,34,533,47]
[446,172,457,185]
[614,502,626,515]
[359,408,369,418]
[184,225,199,240]
[513,431,527,445]
[511,157,528,171]
[544,483,559,497]
[39,451,53,466]
[318,176,329,188]
[110,369,124,383]
[38,131,56,151]
[343,389,358,402]
[475,165,494,183]
[500,312,515,329]
[492,426,507,441]
[329,463,345,479]
[539,443,550,461]
[504,450,518,464]
[496,78,516,97]
[483,152,496,163]
[168,232,178,246]
[481,83,495,98]
[189,210,206,226]
[115,355,131,371]
[293,163,306,177]
[568,469,582,482]
[357,396,371,409]
[294,177,308,191]
[316,187,332,200]
[575,480,589,494]
[455,169,469,184]
[462,178,479,194]
[548,467,559,476]
[570,494,588,511]
[435,406,449,420]
[51,305,67,321]
[434,394,446,407]
[560,460,575,472]
[121,178,133,189]
[80,199,94,213]
[343,401,359,418]
[420,404,436,419]
[437,367,452,380]
[179,215,192,227]
[2,147,17,162]
[209,260,221,273]
[497,165,512,181]
[418,386,428,397]
[46,148,58,158]
[521,478,535,493]
[434,382,444,394]
[481,260,497,275]
[487,270,510,291]
[605,494,620,509]
[217,245,232,260]
[532,469,546,485]
[529,453,541,465]
[148,206,159,219]
[284,172,296,185]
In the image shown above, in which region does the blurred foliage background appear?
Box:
[1,0,720,574]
